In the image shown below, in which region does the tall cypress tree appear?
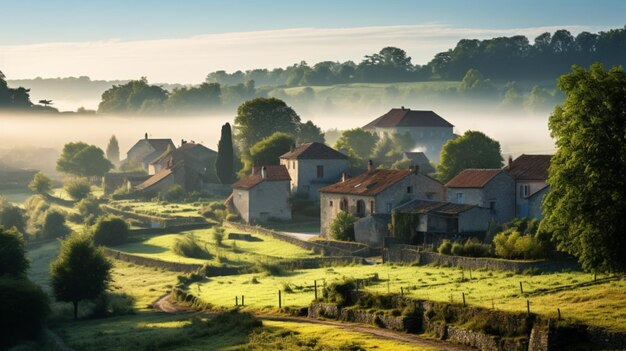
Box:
[215,123,235,184]
[106,135,120,166]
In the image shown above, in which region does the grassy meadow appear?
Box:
[110,200,205,218]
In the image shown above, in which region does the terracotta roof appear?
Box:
[363,108,453,129]
[280,142,348,160]
[135,166,176,190]
[396,199,478,215]
[232,165,291,190]
[504,154,552,181]
[402,152,430,165]
[319,169,413,196]
[445,169,503,188]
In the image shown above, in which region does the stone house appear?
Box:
[279,142,350,201]
[319,162,445,237]
[125,133,175,170]
[231,165,291,223]
[134,161,204,193]
[503,154,552,219]
[391,199,492,245]
[149,141,218,182]
[362,107,454,162]
[445,169,515,224]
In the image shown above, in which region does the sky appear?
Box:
[0,0,624,83]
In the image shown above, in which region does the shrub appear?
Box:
[28,171,52,194]
[213,227,225,247]
[75,196,102,225]
[92,215,129,246]
[493,230,549,260]
[225,213,240,222]
[462,239,492,257]
[0,227,29,277]
[42,209,71,239]
[438,240,452,255]
[450,242,464,256]
[172,234,211,259]
[0,199,26,233]
[162,184,184,202]
[322,280,355,306]
[329,211,356,241]
[64,178,92,200]
[0,277,50,349]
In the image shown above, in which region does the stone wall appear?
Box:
[385,245,580,272]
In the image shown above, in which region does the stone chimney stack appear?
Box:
[367,160,373,172]
[145,132,148,140]
[261,166,267,179]
[508,155,513,168]
[341,172,348,182]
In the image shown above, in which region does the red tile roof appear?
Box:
[319,169,413,196]
[363,108,453,129]
[232,165,291,190]
[396,199,478,215]
[445,169,503,188]
[280,142,348,160]
[504,154,552,181]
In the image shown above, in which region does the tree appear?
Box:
[64,178,92,200]
[57,142,113,178]
[437,131,504,182]
[215,122,236,184]
[0,198,26,233]
[28,171,52,194]
[240,132,294,177]
[234,97,301,151]
[333,129,379,161]
[0,227,29,277]
[297,120,325,144]
[42,209,71,239]
[50,233,112,319]
[0,277,50,349]
[92,215,129,246]
[106,135,120,166]
[76,196,102,225]
[98,77,168,114]
[329,211,357,241]
[540,64,626,273]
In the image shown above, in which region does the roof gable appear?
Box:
[363,108,453,129]
[320,169,413,196]
[445,169,503,188]
[402,152,430,165]
[505,154,552,181]
[233,165,291,190]
[280,142,348,160]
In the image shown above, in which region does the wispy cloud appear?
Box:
[0,24,602,84]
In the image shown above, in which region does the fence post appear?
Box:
[520,281,524,294]
[469,268,472,280]
[387,274,390,293]
[242,295,245,306]
[462,292,466,307]
[557,308,561,320]
[526,299,530,315]
[314,280,318,300]
[235,296,238,306]
[278,290,282,309]
[450,291,453,303]
[401,287,404,296]
[492,298,494,310]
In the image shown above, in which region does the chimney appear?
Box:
[261,166,267,179]
[401,106,405,110]
[368,160,373,172]
[181,139,187,145]
[508,155,513,168]
[251,164,258,175]
[144,132,148,140]
[341,172,348,182]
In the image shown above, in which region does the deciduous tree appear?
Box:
[437,131,503,182]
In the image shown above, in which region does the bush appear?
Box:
[0,227,29,277]
[0,200,26,233]
[438,240,452,255]
[450,242,464,256]
[322,280,355,306]
[225,213,240,222]
[446,239,492,257]
[92,215,129,246]
[329,211,356,241]
[64,178,91,200]
[213,227,225,247]
[172,234,211,259]
[162,184,184,202]
[0,277,50,349]
[41,209,71,239]
[493,229,549,260]
[75,196,102,225]
[28,172,52,194]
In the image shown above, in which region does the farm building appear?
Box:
[231,165,292,223]
[503,154,552,220]
[363,107,454,162]
[124,133,175,170]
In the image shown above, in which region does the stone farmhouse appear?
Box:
[503,154,552,219]
[231,165,292,223]
[363,107,454,162]
[279,142,350,201]
[124,133,175,170]
[445,169,516,224]
[319,162,445,237]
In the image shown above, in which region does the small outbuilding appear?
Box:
[231,165,292,223]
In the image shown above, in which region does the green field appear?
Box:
[110,200,205,218]
[114,227,318,266]
[0,188,34,206]
[188,264,626,332]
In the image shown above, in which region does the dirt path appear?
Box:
[152,294,473,351]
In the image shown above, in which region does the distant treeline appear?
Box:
[206,26,626,86]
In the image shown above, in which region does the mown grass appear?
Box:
[110,200,205,218]
[189,264,626,331]
[114,227,318,265]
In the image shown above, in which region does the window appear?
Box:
[519,185,530,198]
[340,198,348,211]
[407,186,413,194]
[329,201,333,207]
[385,203,392,212]
[370,201,375,214]
[356,200,366,217]
[489,201,496,214]
[456,192,464,204]
[317,165,324,178]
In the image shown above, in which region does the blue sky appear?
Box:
[1,0,624,44]
[0,0,623,82]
